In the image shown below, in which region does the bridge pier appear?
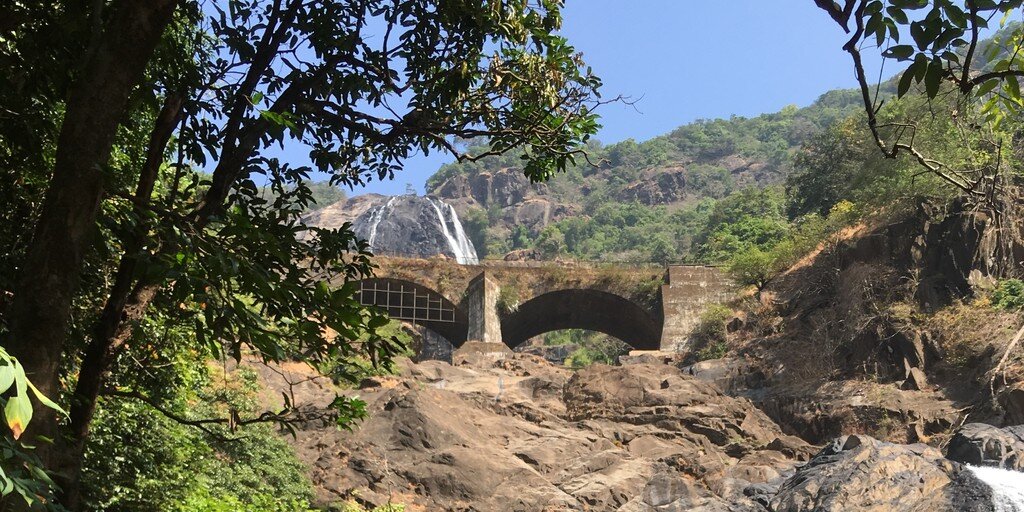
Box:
[465,271,503,345]
[659,265,735,351]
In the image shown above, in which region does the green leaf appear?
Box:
[898,67,917,97]
[887,6,909,24]
[0,466,13,496]
[4,394,32,440]
[0,366,13,395]
[865,14,882,43]
[884,45,916,60]
[1006,75,1021,101]
[891,0,927,8]
[911,21,929,50]
[976,78,1000,96]
[26,380,65,416]
[925,58,943,98]
[944,4,968,28]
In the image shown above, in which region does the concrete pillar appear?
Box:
[466,271,503,345]
[659,266,734,352]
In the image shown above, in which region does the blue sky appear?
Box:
[338,1,884,196]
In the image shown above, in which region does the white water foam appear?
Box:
[445,202,479,265]
[366,196,396,250]
[426,198,479,265]
[967,465,1024,512]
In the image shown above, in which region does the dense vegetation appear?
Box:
[3,0,1024,510]
[0,0,601,510]
[429,89,872,263]
[432,49,1021,282]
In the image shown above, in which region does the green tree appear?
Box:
[816,0,1023,199]
[536,225,567,259]
[726,247,785,296]
[786,118,866,218]
[460,207,490,258]
[1,1,602,508]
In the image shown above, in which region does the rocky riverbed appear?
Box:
[253,346,1024,511]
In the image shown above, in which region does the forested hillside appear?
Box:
[427,77,973,265]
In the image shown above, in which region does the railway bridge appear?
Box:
[347,257,734,355]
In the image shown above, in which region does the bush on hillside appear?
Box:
[992,279,1024,310]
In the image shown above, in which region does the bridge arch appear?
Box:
[500,289,661,351]
[355,278,468,346]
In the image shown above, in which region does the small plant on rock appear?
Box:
[992,279,1024,311]
[691,304,733,361]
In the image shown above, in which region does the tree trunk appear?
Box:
[58,94,182,511]
[2,0,178,498]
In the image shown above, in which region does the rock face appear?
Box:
[247,354,1024,511]
[303,194,478,263]
[280,355,816,511]
[947,423,1024,471]
[771,435,996,512]
[618,166,687,205]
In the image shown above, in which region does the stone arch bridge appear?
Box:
[346,257,734,354]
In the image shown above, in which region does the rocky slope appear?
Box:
[249,345,1023,511]
[302,194,478,263]
[691,196,1024,449]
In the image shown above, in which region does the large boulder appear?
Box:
[947,423,1024,470]
[771,435,995,512]
[563,364,816,458]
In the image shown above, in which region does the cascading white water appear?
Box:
[366,196,396,250]
[426,198,479,265]
[445,202,479,264]
[967,465,1024,512]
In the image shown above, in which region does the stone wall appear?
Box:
[660,266,735,351]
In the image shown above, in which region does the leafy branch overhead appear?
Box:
[816,0,1024,197]
[0,0,604,508]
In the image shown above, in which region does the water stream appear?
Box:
[967,465,1024,512]
[366,196,396,249]
[426,197,479,265]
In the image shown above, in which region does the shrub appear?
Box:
[691,304,732,346]
[562,331,630,368]
[696,340,730,361]
[992,279,1024,310]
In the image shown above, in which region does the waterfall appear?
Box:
[366,196,396,250]
[426,198,479,265]
[967,465,1024,512]
[445,202,480,265]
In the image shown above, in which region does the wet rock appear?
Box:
[946,423,1024,470]
[771,435,989,512]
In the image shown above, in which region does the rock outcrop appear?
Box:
[277,355,814,511]
[771,435,996,512]
[947,423,1024,471]
[247,353,1024,511]
[303,194,478,263]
